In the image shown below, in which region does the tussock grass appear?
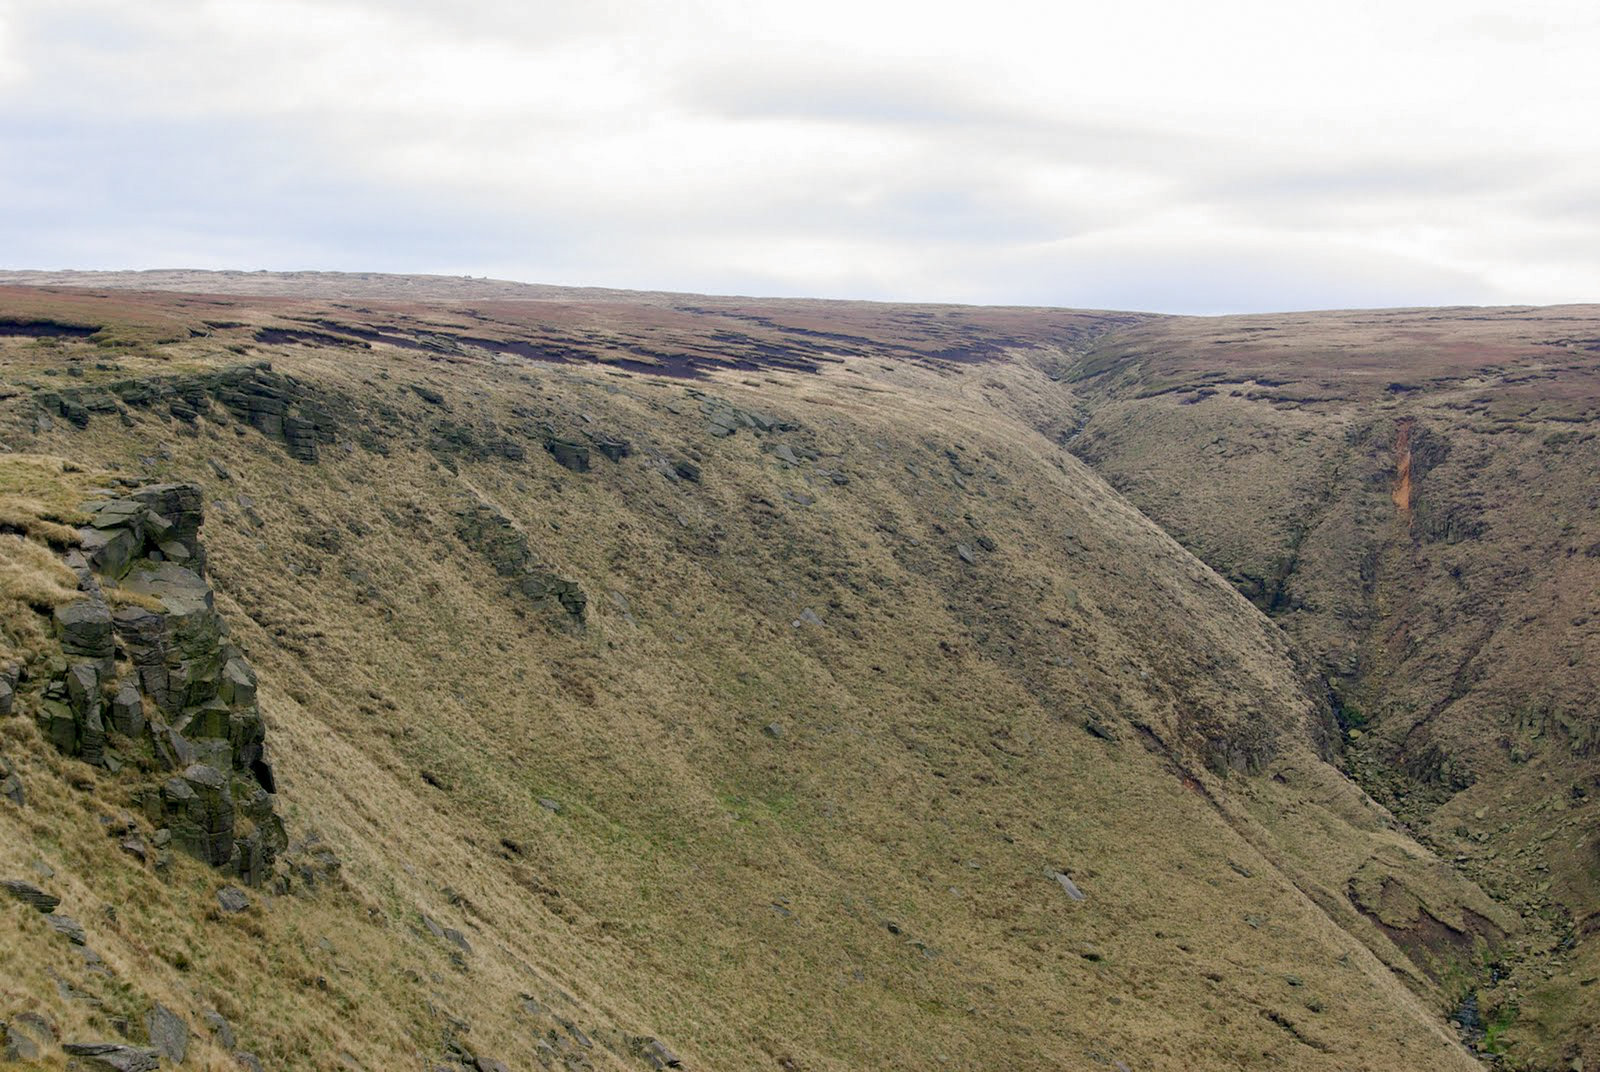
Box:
[0,456,96,663]
[0,286,1508,1071]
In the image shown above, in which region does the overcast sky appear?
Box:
[3,0,1599,313]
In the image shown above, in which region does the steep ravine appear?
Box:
[1057,307,1600,1071]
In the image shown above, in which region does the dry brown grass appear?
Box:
[0,457,96,663]
[0,280,1512,1071]
[1066,307,1600,1069]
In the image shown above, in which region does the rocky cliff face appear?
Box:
[36,482,286,886]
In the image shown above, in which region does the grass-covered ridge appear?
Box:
[0,275,1550,1070]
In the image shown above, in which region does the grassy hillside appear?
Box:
[1064,307,1600,1070]
[0,278,1524,1070]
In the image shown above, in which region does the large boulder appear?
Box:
[121,560,213,617]
[38,692,76,752]
[129,483,206,571]
[110,684,144,738]
[55,598,113,661]
[543,435,591,472]
[143,1004,189,1064]
[78,483,207,579]
[1,1015,51,1062]
[163,764,235,867]
[112,606,170,708]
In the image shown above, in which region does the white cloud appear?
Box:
[3,0,1600,310]
[0,17,22,87]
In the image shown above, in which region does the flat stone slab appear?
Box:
[122,561,213,615]
[1,879,61,913]
[1050,870,1087,900]
[61,1043,161,1071]
[217,886,251,913]
[47,914,87,944]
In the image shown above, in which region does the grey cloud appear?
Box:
[675,56,1225,167]
[3,0,1596,311]
[978,238,1504,315]
[0,113,592,275]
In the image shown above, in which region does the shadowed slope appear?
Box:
[1065,305,1600,1070]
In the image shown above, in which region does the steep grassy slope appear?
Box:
[1064,307,1600,1070]
[0,278,1506,1071]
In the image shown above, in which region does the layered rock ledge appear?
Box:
[37,482,285,884]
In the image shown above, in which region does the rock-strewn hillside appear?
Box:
[0,276,1528,1071]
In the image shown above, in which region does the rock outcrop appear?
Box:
[33,483,286,885]
[38,363,348,463]
[452,500,587,621]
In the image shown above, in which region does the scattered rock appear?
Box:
[143,1004,188,1064]
[202,1010,236,1051]
[217,886,251,913]
[1050,870,1086,900]
[794,607,824,627]
[2,1014,52,1061]
[1083,716,1118,743]
[631,1036,684,1069]
[537,797,563,814]
[0,757,23,807]
[419,913,472,953]
[453,500,587,620]
[1,879,61,913]
[956,543,977,565]
[673,459,701,483]
[61,1042,160,1071]
[544,436,590,472]
[695,394,783,438]
[763,723,785,739]
[47,914,87,944]
[592,436,631,462]
[815,467,850,486]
